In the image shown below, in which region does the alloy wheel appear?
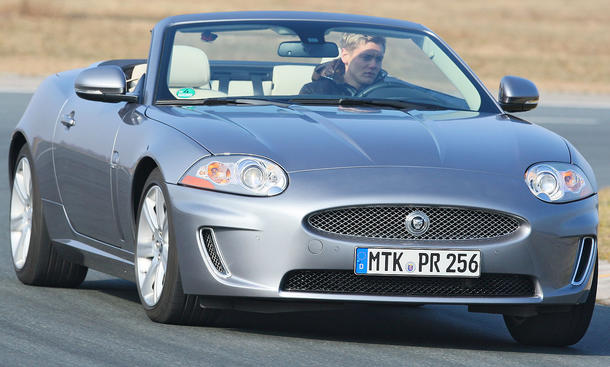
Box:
[136,185,169,306]
[10,157,33,270]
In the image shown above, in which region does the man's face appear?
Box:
[341,41,384,89]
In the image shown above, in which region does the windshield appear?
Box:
[155,21,498,112]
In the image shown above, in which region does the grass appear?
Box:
[1,0,610,93]
[599,187,610,262]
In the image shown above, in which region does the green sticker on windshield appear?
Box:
[176,88,196,98]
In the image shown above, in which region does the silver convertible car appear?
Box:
[9,12,598,346]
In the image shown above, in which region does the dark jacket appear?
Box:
[299,58,387,96]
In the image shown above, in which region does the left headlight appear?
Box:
[524,162,594,203]
[179,155,288,196]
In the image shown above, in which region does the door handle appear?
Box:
[61,112,76,127]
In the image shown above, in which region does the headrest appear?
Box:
[130,64,147,82]
[168,45,211,88]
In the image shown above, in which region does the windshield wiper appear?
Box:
[286,97,451,111]
[157,97,456,111]
[156,97,291,107]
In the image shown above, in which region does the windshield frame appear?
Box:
[153,19,502,114]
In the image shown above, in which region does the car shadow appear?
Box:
[79,278,140,304]
[217,304,610,356]
[78,278,610,357]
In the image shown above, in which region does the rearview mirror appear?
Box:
[75,65,138,103]
[278,41,339,58]
[498,75,539,112]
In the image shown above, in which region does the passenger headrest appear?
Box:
[168,45,211,88]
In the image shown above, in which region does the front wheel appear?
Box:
[503,259,597,346]
[135,168,220,325]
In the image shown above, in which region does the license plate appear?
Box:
[354,248,481,277]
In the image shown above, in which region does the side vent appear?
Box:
[198,228,230,277]
[571,237,596,286]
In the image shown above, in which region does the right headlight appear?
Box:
[179,155,288,196]
[524,162,594,203]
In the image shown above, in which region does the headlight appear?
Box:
[179,155,288,196]
[524,162,593,203]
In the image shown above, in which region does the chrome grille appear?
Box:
[281,270,535,297]
[307,206,520,241]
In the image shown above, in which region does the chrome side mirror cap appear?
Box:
[75,65,138,103]
[498,75,539,112]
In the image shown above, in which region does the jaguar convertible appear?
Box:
[9,12,598,346]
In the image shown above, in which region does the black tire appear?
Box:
[503,258,598,346]
[10,145,88,287]
[135,168,221,325]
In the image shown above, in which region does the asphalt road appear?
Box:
[1,93,609,366]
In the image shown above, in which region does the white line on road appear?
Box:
[531,117,599,125]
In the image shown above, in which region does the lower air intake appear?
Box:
[281,270,535,297]
[571,236,596,285]
[199,228,228,276]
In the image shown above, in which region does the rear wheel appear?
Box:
[10,145,88,287]
[135,168,220,324]
[503,259,597,346]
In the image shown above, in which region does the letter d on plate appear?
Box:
[355,248,368,274]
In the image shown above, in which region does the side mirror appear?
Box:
[498,76,538,112]
[75,65,138,103]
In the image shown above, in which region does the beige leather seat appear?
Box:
[127,63,147,92]
[168,45,227,99]
[210,80,272,96]
[271,65,316,95]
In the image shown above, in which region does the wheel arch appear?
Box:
[8,131,28,183]
[131,156,161,226]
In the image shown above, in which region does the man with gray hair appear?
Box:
[299,33,387,95]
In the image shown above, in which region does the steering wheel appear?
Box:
[355,81,417,98]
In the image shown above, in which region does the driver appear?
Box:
[299,33,387,96]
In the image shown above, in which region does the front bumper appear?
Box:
[167,167,598,307]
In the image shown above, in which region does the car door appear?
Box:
[53,95,124,246]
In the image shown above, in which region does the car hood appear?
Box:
[145,105,569,176]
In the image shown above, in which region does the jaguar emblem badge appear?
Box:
[405,211,430,236]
